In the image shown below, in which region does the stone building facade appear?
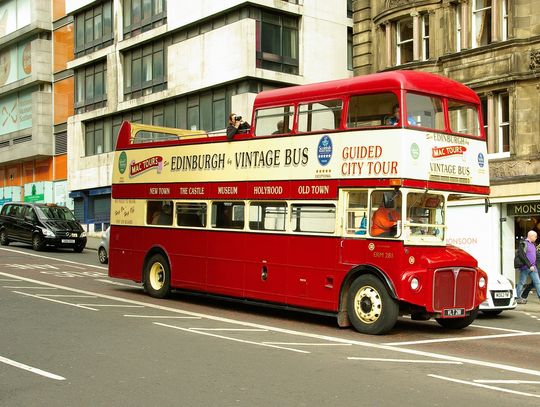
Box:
[352,0,540,283]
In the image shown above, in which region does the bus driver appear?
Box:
[371,192,401,237]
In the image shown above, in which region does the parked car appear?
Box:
[98,226,110,264]
[479,274,516,316]
[0,202,86,252]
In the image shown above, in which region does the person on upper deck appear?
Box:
[226,113,250,141]
[385,104,417,126]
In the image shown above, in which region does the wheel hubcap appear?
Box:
[149,262,165,290]
[353,285,382,324]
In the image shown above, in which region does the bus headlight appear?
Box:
[410,277,420,291]
[479,277,486,289]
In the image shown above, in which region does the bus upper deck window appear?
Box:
[405,93,444,130]
[297,100,342,132]
[347,93,399,128]
[254,106,294,137]
[448,100,480,137]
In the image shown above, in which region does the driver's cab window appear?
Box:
[345,190,368,235]
[405,192,445,241]
[370,190,402,238]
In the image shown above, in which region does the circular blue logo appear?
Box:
[317,135,333,166]
[478,152,485,168]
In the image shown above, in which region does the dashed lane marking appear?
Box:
[123,314,202,319]
[153,322,310,354]
[384,331,540,346]
[0,355,66,381]
[12,291,98,311]
[348,357,462,364]
[429,374,540,398]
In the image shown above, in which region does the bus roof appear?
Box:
[253,70,480,108]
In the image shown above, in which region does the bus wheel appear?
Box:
[436,308,478,329]
[143,254,171,299]
[347,275,398,335]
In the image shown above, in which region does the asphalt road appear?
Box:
[1,243,539,406]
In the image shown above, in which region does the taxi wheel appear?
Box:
[0,230,9,246]
[143,253,171,299]
[347,274,398,335]
[436,308,478,329]
[32,234,44,251]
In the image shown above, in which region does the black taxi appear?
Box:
[0,202,86,252]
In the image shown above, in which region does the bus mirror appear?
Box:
[484,198,491,213]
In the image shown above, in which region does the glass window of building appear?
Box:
[75,61,107,114]
[74,1,113,57]
[257,11,299,75]
[472,0,492,48]
[396,17,413,64]
[422,14,430,60]
[123,0,167,39]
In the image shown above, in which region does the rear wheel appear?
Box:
[98,247,108,264]
[0,229,9,246]
[143,253,171,299]
[347,274,398,335]
[32,234,45,251]
[436,308,478,329]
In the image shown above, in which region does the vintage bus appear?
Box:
[109,70,489,335]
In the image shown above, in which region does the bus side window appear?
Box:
[249,202,287,231]
[298,100,342,132]
[345,190,368,235]
[254,106,294,137]
[176,202,206,227]
[212,202,244,229]
[291,203,336,234]
[347,93,399,128]
[147,200,173,225]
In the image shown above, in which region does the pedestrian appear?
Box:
[515,230,540,304]
[519,242,540,300]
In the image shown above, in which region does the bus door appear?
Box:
[244,202,288,303]
[285,202,339,310]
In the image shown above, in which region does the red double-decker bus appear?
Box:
[109,70,489,334]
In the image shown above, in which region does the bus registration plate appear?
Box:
[442,308,465,318]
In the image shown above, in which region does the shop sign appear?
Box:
[507,201,540,216]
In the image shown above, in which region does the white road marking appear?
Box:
[384,331,539,346]
[38,294,98,298]
[0,278,22,281]
[0,355,66,381]
[429,374,540,398]
[2,286,57,289]
[95,279,140,288]
[264,342,352,346]
[3,271,540,378]
[190,328,268,332]
[12,291,98,311]
[0,247,107,270]
[154,323,310,354]
[474,379,540,384]
[77,304,144,308]
[348,357,462,364]
[469,324,528,333]
[123,315,201,319]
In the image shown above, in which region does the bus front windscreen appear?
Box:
[405,192,445,242]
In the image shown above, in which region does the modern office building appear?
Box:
[65,0,354,233]
[0,0,70,207]
[352,0,540,283]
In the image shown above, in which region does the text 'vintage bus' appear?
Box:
[109,70,489,334]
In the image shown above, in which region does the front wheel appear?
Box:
[32,234,45,251]
[143,253,171,299]
[98,247,108,264]
[73,243,85,253]
[346,274,398,335]
[0,229,9,246]
[436,308,478,329]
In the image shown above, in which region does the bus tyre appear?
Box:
[436,308,478,329]
[347,275,398,335]
[143,253,171,299]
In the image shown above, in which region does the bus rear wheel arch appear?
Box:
[143,252,171,299]
[346,274,398,335]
